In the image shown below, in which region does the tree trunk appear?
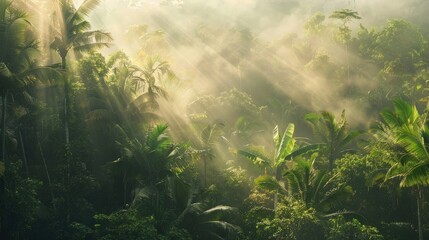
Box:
[274,172,282,212]
[18,130,29,178]
[11,94,29,178]
[417,187,423,240]
[61,54,69,145]
[123,171,127,207]
[2,90,7,164]
[204,157,207,187]
[0,90,8,239]
[61,53,72,223]
[37,135,56,211]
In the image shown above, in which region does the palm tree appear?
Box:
[50,0,112,144]
[247,158,353,221]
[82,51,161,129]
[51,0,112,70]
[283,158,352,213]
[305,110,361,171]
[131,176,240,240]
[0,0,59,177]
[168,177,240,240]
[49,3,111,216]
[112,124,188,206]
[193,123,224,187]
[373,99,429,240]
[128,56,172,111]
[0,0,39,165]
[230,116,262,147]
[178,203,240,240]
[0,1,44,237]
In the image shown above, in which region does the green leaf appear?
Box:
[199,205,237,222]
[254,175,284,192]
[276,123,295,164]
[273,125,280,149]
[401,161,429,187]
[237,147,273,172]
[286,144,324,161]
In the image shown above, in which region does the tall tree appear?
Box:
[0,0,39,166]
[329,9,361,82]
[0,0,44,237]
[50,0,112,144]
[129,56,172,112]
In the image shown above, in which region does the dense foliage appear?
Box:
[1,1,429,239]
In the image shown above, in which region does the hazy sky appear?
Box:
[84,0,429,127]
[88,0,429,55]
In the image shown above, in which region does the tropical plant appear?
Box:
[251,157,353,214]
[0,160,41,239]
[326,215,384,240]
[254,201,324,240]
[373,99,429,240]
[240,124,318,180]
[50,0,112,144]
[0,2,48,236]
[112,124,189,206]
[130,171,240,240]
[168,177,241,240]
[93,210,161,240]
[238,123,321,209]
[305,110,361,171]
[128,56,173,111]
[283,158,353,213]
[329,8,361,43]
[178,203,240,240]
[50,0,112,70]
[84,51,160,127]
[329,8,361,81]
[0,0,39,165]
[193,123,224,187]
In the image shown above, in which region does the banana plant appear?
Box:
[239,123,322,181]
[238,123,322,209]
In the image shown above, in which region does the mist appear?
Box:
[79,0,426,134]
[3,1,429,238]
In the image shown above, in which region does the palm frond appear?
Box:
[318,185,353,212]
[286,143,324,161]
[397,129,429,161]
[401,161,429,187]
[237,146,272,171]
[68,0,101,24]
[199,205,237,222]
[255,175,285,193]
[146,124,170,150]
[199,221,241,240]
[73,42,111,53]
[201,123,224,146]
